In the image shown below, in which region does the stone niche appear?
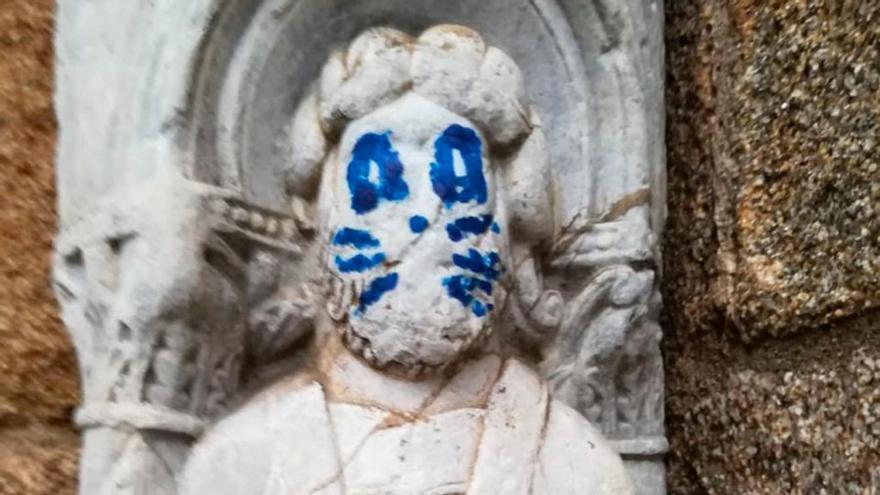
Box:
[52,0,665,493]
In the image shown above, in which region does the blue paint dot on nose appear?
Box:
[409,215,429,233]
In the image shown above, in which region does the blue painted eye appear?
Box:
[430,125,487,207]
[346,132,409,214]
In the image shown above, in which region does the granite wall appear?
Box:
[0,1,79,494]
[0,0,878,493]
[664,0,880,492]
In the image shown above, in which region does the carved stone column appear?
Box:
[54,1,665,493]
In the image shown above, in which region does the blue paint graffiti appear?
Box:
[333,228,381,249]
[443,275,495,316]
[430,125,487,207]
[409,215,429,234]
[335,253,386,273]
[446,214,494,242]
[443,248,502,317]
[443,275,490,304]
[452,249,501,281]
[332,227,386,273]
[335,126,500,319]
[472,300,492,317]
[358,272,399,313]
[347,132,409,214]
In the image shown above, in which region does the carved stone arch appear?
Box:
[185,0,595,214]
[54,0,221,224]
[179,0,666,279]
[564,0,666,224]
[54,0,663,228]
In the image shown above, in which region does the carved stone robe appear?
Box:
[180,354,633,495]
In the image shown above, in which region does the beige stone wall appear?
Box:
[1,0,878,493]
[0,1,79,494]
[664,1,880,492]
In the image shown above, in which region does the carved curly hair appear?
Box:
[287,25,554,244]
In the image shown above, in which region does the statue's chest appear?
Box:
[325,403,485,495]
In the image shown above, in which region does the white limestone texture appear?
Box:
[53,1,666,493]
[182,346,633,494]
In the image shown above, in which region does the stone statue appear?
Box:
[53,1,666,493]
[179,26,632,494]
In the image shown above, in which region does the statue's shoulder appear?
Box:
[473,358,633,495]
[180,376,344,495]
[535,398,635,495]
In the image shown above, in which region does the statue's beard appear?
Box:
[324,225,507,378]
[338,311,494,379]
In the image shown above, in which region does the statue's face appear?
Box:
[323,93,507,374]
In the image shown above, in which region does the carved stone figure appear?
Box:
[54,1,666,493]
[179,26,632,494]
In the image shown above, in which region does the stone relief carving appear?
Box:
[54,1,665,493]
[52,176,313,493]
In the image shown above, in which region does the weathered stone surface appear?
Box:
[0,0,77,427]
[664,0,880,492]
[0,1,79,494]
[665,322,880,494]
[721,2,880,339]
[665,0,880,342]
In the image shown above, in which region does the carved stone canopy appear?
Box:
[53,1,666,494]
